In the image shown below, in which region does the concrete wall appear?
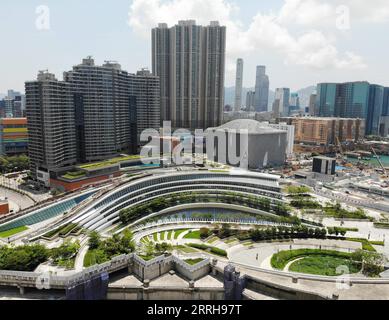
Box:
[248,132,287,169]
[107,287,224,300]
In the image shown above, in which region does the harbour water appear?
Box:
[346,155,389,168]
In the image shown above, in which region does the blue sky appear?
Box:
[1,0,388,94]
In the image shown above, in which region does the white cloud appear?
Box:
[128,0,373,82]
[278,0,389,26]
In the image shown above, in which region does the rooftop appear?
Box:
[209,119,286,135]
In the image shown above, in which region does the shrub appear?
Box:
[199,228,211,239]
[187,243,227,257]
[271,249,353,270]
[0,244,49,271]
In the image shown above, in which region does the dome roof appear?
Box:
[209,119,285,134]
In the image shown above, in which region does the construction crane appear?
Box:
[371,146,388,176]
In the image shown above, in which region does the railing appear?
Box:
[0,253,133,288]
[131,218,292,233]
[228,260,389,284]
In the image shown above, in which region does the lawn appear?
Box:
[184,230,201,239]
[0,226,28,238]
[173,229,189,239]
[271,249,355,270]
[207,236,219,244]
[225,238,239,244]
[77,155,141,171]
[83,249,109,267]
[289,255,360,276]
[184,258,204,265]
[173,245,198,253]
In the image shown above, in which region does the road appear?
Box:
[0,186,34,211]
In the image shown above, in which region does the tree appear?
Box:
[0,244,49,271]
[351,250,385,277]
[144,241,155,257]
[200,227,211,239]
[88,231,101,250]
[119,229,135,253]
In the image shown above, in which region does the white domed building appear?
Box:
[205,119,288,170]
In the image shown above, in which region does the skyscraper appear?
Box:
[152,20,226,130]
[316,83,337,117]
[26,58,160,178]
[234,58,244,112]
[26,71,77,176]
[316,81,386,136]
[273,88,290,117]
[289,93,300,114]
[367,85,384,136]
[308,93,317,116]
[254,66,269,112]
[246,91,255,110]
[64,58,160,162]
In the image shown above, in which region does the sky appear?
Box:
[0,0,389,94]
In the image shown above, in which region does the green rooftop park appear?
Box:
[77,155,142,171]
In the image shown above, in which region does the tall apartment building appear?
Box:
[234,58,244,112]
[26,59,160,178]
[279,117,365,145]
[316,81,389,136]
[26,71,77,176]
[254,66,269,112]
[273,88,290,117]
[129,69,161,154]
[152,20,226,130]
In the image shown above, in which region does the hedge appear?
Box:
[187,243,227,257]
[271,249,353,270]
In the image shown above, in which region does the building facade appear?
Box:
[0,118,28,155]
[152,20,226,130]
[234,58,244,112]
[308,93,317,116]
[316,82,388,136]
[206,119,287,170]
[26,72,77,176]
[279,117,365,145]
[246,91,255,110]
[26,59,160,179]
[254,66,269,112]
[273,88,290,117]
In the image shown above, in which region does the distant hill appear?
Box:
[296,86,316,108]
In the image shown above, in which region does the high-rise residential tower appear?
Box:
[64,58,160,161]
[152,20,226,130]
[254,66,269,112]
[26,58,160,178]
[234,58,244,111]
[25,71,77,176]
